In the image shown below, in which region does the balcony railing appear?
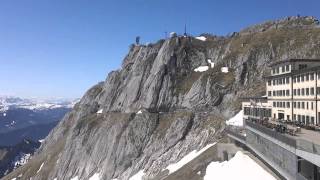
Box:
[246,120,297,148]
[246,119,320,156]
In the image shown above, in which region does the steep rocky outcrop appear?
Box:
[4,16,320,180]
[0,139,40,178]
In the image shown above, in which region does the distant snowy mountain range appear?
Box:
[0,96,77,177]
[0,96,79,113]
[0,95,78,143]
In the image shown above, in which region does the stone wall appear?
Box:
[246,129,297,179]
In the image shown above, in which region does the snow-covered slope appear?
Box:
[164,143,216,174]
[226,110,243,127]
[204,151,276,180]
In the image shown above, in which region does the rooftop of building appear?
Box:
[268,58,320,67]
[264,65,320,79]
[240,96,268,102]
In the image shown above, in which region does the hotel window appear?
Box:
[273,91,276,96]
[268,80,271,86]
[302,102,305,109]
[311,87,315,95]
[293,102,297,108]
[273,80,275,85]
[294,89,297,96]
[272,68,275,74]
[297,75,300,82]
[293,76,297,83]
[273,102,276,107]
[310,73,315,80]
[276,67,279,74]
[317,87,320,95]
[302,115,306,123]
[306,73,309,81]
[301,75,305,82]
[302,88,305,96]
[297,89,301,96]
[283,102,285,107]
[299,64,307,70]
[306,116,310,124]
[307,102,309,109]
[277,102,280,107]
[286,65,290,71]
[286,77,290,84]
[268,91,272,96]
[298,115,301,122]
[311,117,315,124]
[281,66,285,73]
[286,90,290,96]
[306,88,309,95]
[287,102,290,108]
[311,102,314,110]
[279,79,282,85]
[298,102,301,108]
[282,90,285,96]
[293,114,296,121]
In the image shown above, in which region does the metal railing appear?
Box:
[296,139,320,156]
[246,120,297,148]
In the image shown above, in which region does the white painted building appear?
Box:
[243,59,320,125]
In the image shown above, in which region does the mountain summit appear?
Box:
[4,16,320,180]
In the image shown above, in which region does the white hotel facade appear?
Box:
[242,59,320,125]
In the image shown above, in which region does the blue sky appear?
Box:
[0,0,319,99]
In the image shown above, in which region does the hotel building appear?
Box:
[243,59,320,125]
[227,59,320,180]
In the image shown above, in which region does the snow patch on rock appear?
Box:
[207,59,215,68]
[13,153,31,168]
[165,143,216,174]
[97,109,103,114]
[70,176,79,180]
[204,151,276,180]
[194,66,209,72]
[195,36,207,41]
[89,173,100,180]
[136,110,142,114]
[36,162,44,173]
[226,110,243,127]
[129,170,145,180]
[221,67,229,73]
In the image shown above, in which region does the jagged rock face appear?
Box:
[5,16,320,180]
[0,139,40,178]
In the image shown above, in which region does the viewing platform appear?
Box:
[245,118,320,157]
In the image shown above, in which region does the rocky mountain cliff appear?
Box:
[0,139,40,178]
[4,16,320,180]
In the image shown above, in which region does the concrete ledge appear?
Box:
[246,126,296,153]
[247,126,320,167]
[246,143,295,180]
[296,149,320,167]
[227,134,246,145]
